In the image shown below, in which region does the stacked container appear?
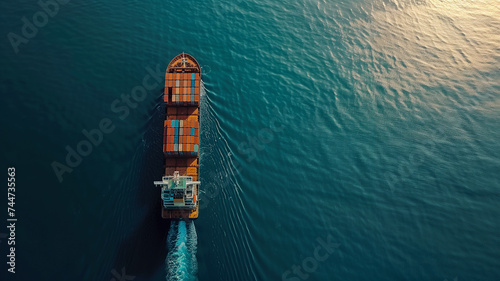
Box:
[163,119,200,156]
[164,72,201,104]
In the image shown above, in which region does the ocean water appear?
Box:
[1,0,499,280]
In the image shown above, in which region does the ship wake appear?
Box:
[165,220,198,281]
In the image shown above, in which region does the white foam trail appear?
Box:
[165,221,198,281]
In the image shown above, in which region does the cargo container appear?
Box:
[154,53,201,220]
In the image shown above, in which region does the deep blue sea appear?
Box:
[1,0,499,280]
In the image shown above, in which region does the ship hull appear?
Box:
[161,53,201,220]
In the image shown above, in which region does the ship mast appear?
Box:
[182,52,186,67]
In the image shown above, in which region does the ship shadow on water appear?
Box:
[112,93,173,279]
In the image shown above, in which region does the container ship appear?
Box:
[154,53,201,220]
